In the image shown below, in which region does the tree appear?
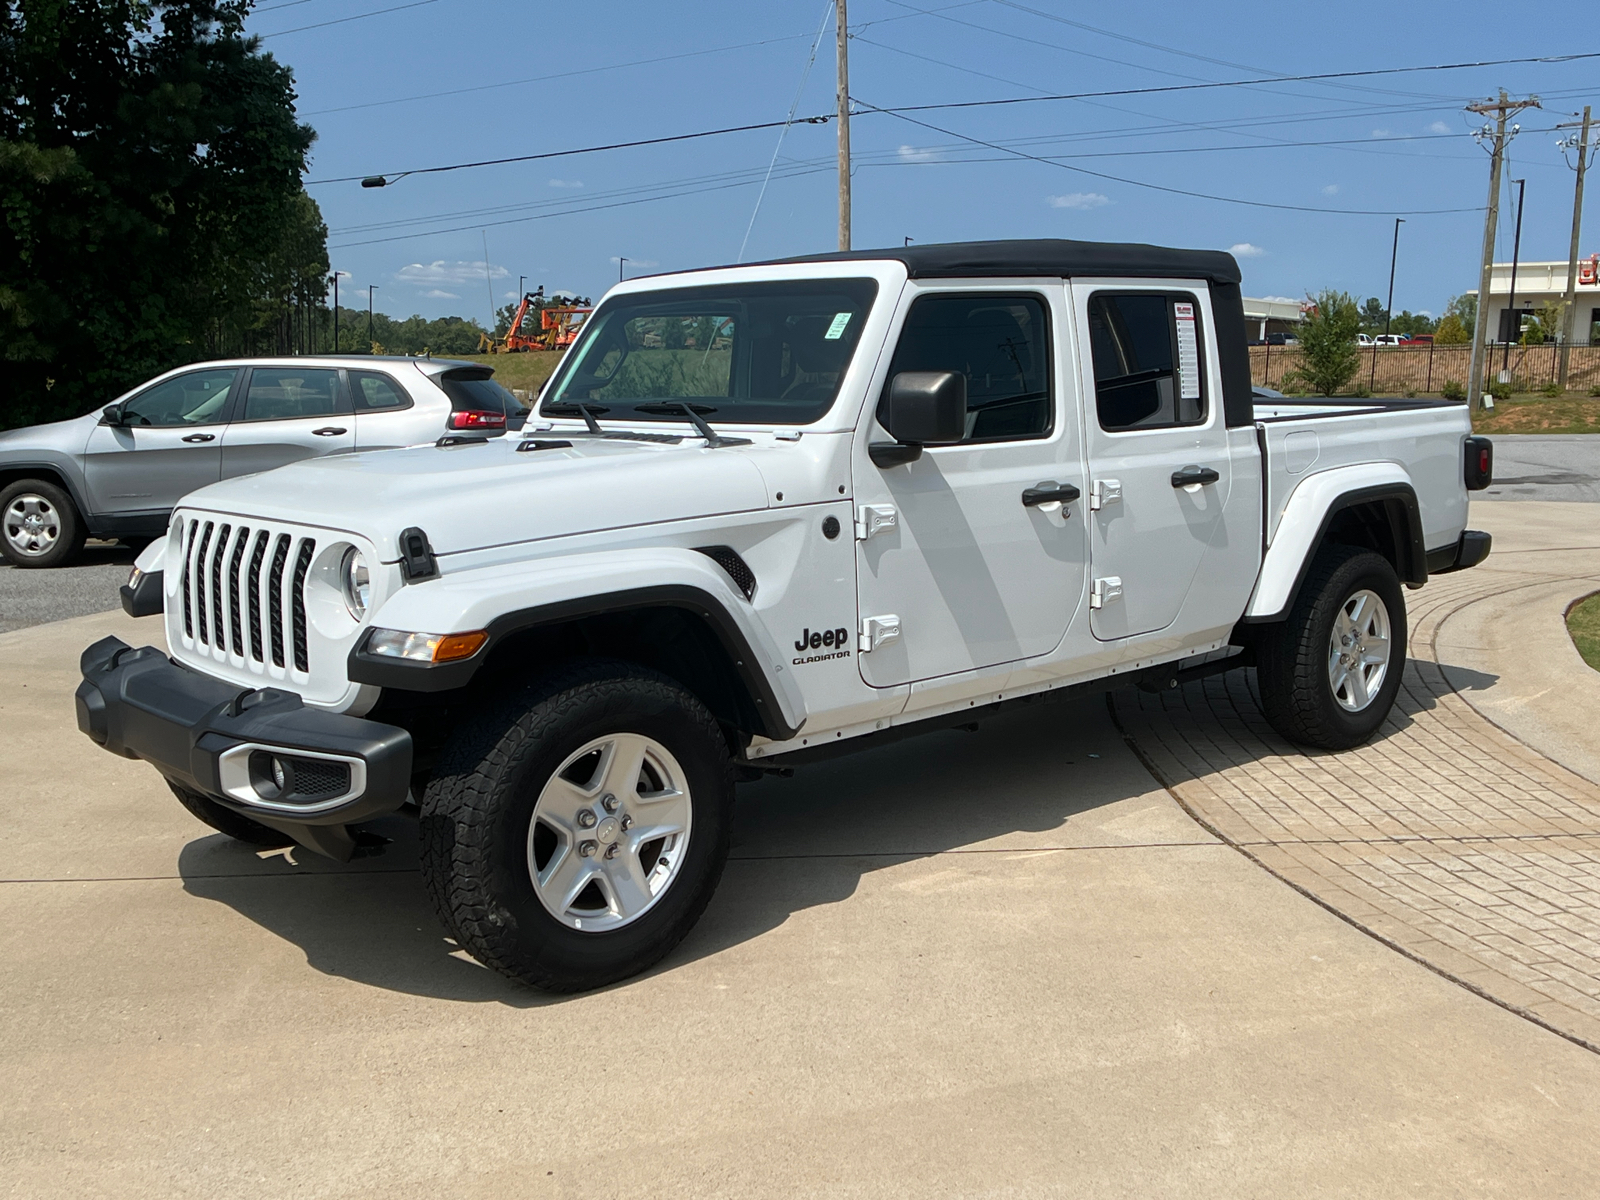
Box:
[1434,314,1469,344]
[1287,290,1362,396]
[1358,296,1387,333]
[1,0,327,428]
[1389,310,1436,338]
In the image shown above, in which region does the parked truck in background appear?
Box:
[75,239,1494,991]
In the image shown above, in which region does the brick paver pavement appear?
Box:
[1113,559,1600,1052]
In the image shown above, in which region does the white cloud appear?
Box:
[1428,121,1451,135]
[548,178,584,188]
[1321,183,1339,196]
[396,260,509,287]
[897,144,937,162]
[421,289,460,299]
[1371,129,1392,138]
[611,256,658,267]
[1229,242,1266,258]
[1047,191,1110,210]
[503,290,521,300]
[1260,295,1298,304]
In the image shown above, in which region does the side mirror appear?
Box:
[100,404,125,427]
[871,371,966,467]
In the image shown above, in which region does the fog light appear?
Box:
[249,750,294,800]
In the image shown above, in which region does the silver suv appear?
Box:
[0,356,525,568]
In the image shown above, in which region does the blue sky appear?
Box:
[253,0,1599,324]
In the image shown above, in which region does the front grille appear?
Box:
[181,518,317,676]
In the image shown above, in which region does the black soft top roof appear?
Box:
[748,238,1241,285]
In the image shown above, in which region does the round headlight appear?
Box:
[340,546,371,619]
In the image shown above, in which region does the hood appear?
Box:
[177,436,773,560]
[0,412,97,451]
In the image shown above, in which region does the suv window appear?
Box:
[1087,293,1206,430]
[439,370,525,416]
[241,368,345,421]
[348,370,411,411]
[118,368,238,427]
[881,294,1051,443]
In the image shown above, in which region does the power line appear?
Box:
[308,51,1600,187]
[258,0,440,39]
[857,98,1484,215]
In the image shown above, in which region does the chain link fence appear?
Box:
[1251,343,1600,395]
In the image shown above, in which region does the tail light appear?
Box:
[447,409,506,431]
[1464,436,1493,490]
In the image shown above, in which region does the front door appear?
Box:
[1071,281,1232,641]
[220,366,356,478]
[854,285,1088,688]
[80,367,238,516]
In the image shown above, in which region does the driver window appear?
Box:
[119,369,238,427]
[880,294,1052,443]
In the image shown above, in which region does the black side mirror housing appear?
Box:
[100,404,125,427]
[871,371,966,467]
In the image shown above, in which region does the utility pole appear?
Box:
[1383,219,1404,338]
[1502,179,1526,377]
[1465,91,1540,411]
[331,271,344,354]
[836,0,851,252]
[368,285,377,354]
[1557,106,1594,389]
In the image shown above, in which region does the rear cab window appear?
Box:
[1087,292,1207,431]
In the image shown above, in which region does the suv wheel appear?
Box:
[419,660,733,992]
[1255,545,1407,750]
[0,479,84,568]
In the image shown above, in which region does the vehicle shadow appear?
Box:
[177,692,1163,1004]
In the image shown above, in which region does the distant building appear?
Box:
[1467,256,1600,344]
[1242,296,1307,341]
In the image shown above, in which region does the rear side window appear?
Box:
[349,370,411,411]
[881,293,1052,443]
[241,368,345,421]
[1087,293,1206,431]
[438,370,525,415]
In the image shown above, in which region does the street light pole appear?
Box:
[1501,178,1526,377]
[618,257,628,282]
[368,285,378,354]
[1383,218,1404,339]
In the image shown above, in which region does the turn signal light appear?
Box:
[447,409,506,430]
[366,628,489,663]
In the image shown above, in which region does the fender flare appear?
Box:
[347,547,808,740]
[0,458,93,526]
[1243,464,1425,623]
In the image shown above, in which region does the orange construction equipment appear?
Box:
[500,288,593,352]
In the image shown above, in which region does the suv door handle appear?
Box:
[312,426,348,437]
[181,433,215,443]
[1171,466,1220,488]
[1022,482,1081,507]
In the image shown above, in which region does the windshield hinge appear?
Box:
[398,526,439,582]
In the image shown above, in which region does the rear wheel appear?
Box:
[0,479,84,568]
[419,660,733,992]
[1255,545,1407,750]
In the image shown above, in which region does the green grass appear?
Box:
[1472,396,1600,435]
[446,351,565,397]
[1569,593,1600,672]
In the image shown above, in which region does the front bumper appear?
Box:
[75,637,412,833]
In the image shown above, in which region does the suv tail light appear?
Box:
[447,409,506,431]
[1464,436,1493,490]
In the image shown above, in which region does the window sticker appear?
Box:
[823,312,853,340]
[1174,301,1201,401]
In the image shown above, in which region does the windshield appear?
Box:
[543,279,878,425]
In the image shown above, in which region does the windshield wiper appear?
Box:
[541,401,609,434]
[632,402,751,448]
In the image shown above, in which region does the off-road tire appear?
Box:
[168,781,291,846]
[419,660,734,992]
[1255,545,1407,750]
[0,478,84,568]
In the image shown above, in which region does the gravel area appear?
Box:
[0,542,136,634]
[1480,434,1600,502]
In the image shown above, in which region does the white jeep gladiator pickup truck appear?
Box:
[76,239,1494,991]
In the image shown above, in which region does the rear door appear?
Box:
[220,366,355,478]
[1071,281,1232,641]
[80,367,238,516]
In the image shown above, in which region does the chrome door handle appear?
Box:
[181,433,215,443]
[1021,482,1081,507]
[312,426,348,437]
[1171,466,1220,488]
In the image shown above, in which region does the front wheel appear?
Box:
[1255,545,1407,750]
[0,479,84,568]
[419,661,733,992]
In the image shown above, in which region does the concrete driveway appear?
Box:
[6,599,1600,1196]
